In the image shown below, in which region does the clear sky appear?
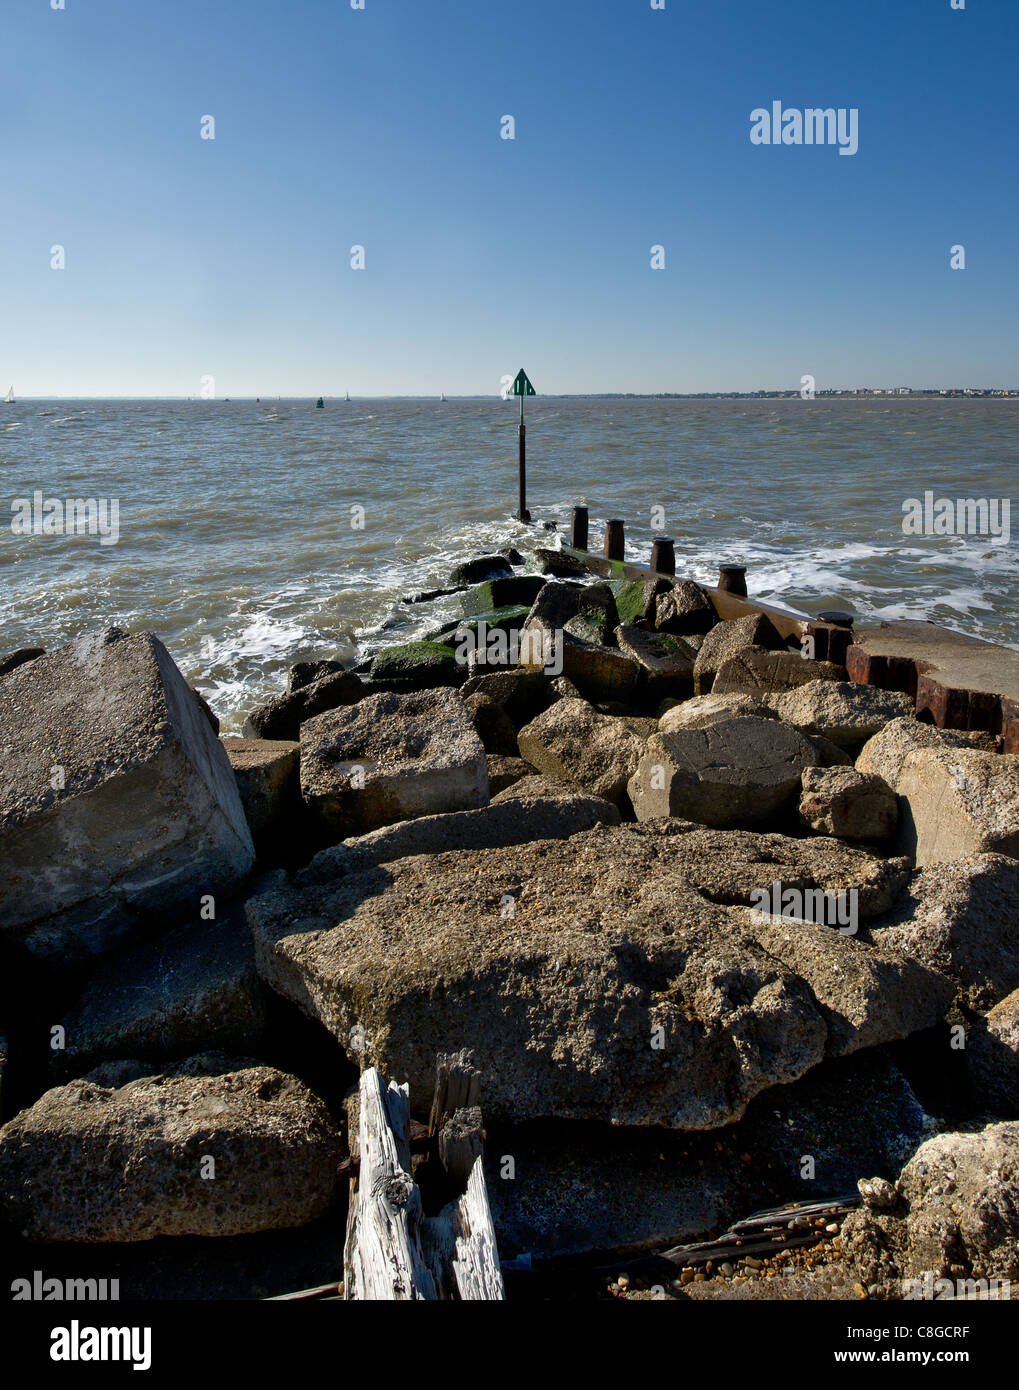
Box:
[3,0,1017,396]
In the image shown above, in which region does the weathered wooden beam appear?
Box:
[450,1156,505,1300]
[343,1070,438,1300]
[343,1059,504,1300]
[264,1281,343,1301]
[428,1048,481,1135]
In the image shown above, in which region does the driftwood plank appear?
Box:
[343,1070,437,1300]
[428,1048,482,1134]
[343,1059,505,1300]
[450,1155,505,1300]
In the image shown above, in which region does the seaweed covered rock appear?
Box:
[368,640,462,692]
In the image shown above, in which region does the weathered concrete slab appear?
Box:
[485,1053,931,1262]
[869,853,1019,1010]
[294,783,620,886]
[712,651,845,697]
[247,828,831,1129]
[772,681,915,749]
[799,766,898,841]
[848,618,1019,752]
[692,613,784,695]
[517,698,655,809]
[300,687,488,837]
[967,989,1019,1114]
[0,1054,341,1241]
[629,716,820,828]
[0,628,255,964]
[243,667,365,741]
[858,719,1019,865]
[248,825,932,1131]
[614,625,695,700]
[843,1121,1019,1289]
[221,737,300,847]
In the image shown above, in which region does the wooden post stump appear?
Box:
[604,518,625,561]
[571,505,589,551]
[718,564,748,596]
[343,1052,504,1301]
[650,536,675,575]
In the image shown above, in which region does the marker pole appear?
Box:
[517,393,528,522]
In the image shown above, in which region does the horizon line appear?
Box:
[5,389,1019,401]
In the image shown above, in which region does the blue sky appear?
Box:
[2,0,1017,395]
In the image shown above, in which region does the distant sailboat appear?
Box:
[345,390,350,402]
[4,385,14,404]
[440,391,446,402]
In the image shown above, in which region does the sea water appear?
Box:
[1,395,1016,732]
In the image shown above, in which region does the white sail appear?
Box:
[4,386,13,403]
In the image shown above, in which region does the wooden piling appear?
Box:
[650,536,675,575]
[343,1053,504,1301]
[718,564,747,597]
[571,505,589,551]
[604,518,625,561]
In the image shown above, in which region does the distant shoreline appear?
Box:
[8,391,1019,402]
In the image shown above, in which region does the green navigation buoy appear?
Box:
[316,397,324,408]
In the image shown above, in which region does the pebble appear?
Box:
[720,1262,734,1277]
[680,1268,696,1285]
[744,1257,763,1270]
[825,1222,839,1234]
[617,1274,630,1289]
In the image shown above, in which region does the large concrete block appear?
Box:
[0,628,254,963]
[299,687,488,837]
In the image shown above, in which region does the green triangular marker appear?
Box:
[512,369,536,397]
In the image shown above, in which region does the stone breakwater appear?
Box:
[1,547,1018,1299]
